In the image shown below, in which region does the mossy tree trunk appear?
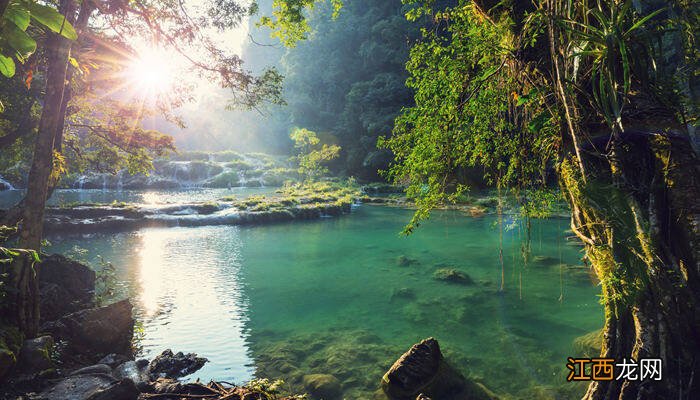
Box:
[0,249,39,338]
[560,132,700,399]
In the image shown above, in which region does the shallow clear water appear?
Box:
[45,203,601,399]
[0,187,276,208]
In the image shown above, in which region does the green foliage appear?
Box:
[561,0,665,129]
[0,0,78,78]
[380,2,558,233]
[259,0,342,47]
[290,128,340,180]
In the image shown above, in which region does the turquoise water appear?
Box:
[45,203,601,399]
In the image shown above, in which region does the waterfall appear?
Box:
[76,175,87,190]
[238,170,247,187]
[102,174,107,190]
[0,175,15,190]
[117,170,124,190]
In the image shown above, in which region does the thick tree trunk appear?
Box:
[18,0,78,250]
[561,131,700,399]
[0,249,39,338]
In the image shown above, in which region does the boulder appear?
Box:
[71,364,113,376]
[38,374,138,400]
[41,299,134,359]
[381,338,496,400]
[37,254,96,322]
[432,269,474,285]
[17,336,54,374]
[148,349,207,379]
[302,373,342,399]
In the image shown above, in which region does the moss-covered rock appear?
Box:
[572,329,603,357]
[303,373,342,399]
[432,269,474,285]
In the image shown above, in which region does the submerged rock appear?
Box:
[573,329,603,357]
[38,374,138,400]
[38,254,96,322]
[397,255,419,267]
[148,349,207,379]
[303,373,342,399]
[432,268,474,285]
[41,299,134,359]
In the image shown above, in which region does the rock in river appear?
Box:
[148,349,207,379]
[381,338,497,400]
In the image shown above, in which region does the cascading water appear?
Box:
[76,175,87,190]
[0,175,15,190]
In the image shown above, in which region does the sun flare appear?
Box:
[126,49,174,96]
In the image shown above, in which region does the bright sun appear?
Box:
[126,49,174,95]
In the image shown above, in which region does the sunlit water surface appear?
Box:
[0,187,276,208]
[24,189,601,399]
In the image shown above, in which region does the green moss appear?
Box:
[433,268,474,285]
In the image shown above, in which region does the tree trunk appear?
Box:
[0,249,39,338]
[18,0,78,250]
[560,131,700,399]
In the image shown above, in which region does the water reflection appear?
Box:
[133,227,255,382]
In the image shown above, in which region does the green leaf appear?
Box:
[0,54,15,77]
[0,100,4,113]
[624,8,665,38]
[4,3,31,30]
[619,38,630,95]
[27,3,78,40]
[2,23,37,58]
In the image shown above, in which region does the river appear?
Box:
[0,188,601,398]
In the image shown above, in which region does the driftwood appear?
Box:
[139,380,301,400]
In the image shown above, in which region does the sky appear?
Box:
[124,1,268,153]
